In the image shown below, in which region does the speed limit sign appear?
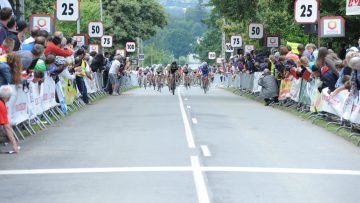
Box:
[230,35,242,48]
[295,0,318,24]
[101,35,113,48]
[248,23,264,39]
[55,0,80,21]
[88,22,103,38]
[225,43,234,53]
[126,42,136,52]
[208,52,216,60]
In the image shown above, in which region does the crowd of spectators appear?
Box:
[0,7,130,154]
[217,38,360,106]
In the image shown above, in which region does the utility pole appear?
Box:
[221,18,226,61]
[100,0,103,21]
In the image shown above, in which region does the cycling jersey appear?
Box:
[170,65,178,74]
[201,65,209,77]
[144,69,149,75]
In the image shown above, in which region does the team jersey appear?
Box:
[201,65,209,76]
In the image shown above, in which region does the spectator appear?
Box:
[0,85,20,153]
[316,47,338,77]
[0,7,12,45]
[16,20,27,42]
[34,36,47,47]
[90,53,105,73]
[278,46,289,56]
[108,54,121,96]
[286,45,300,62]
[357,37,360,51]
[339,43,347,60]
[245,53,254,73]
[44,36,73,57]
[18,43,43,70]
[312,64,338,93]
[305,43,318,63]
[74,49,89,104]
[297,44,305,58]
[0,37,14,57]
[6,16,20,51]
[7,52,22,86]
[21,26,38,51]
[258,69,279,106]
[349,57,360,71]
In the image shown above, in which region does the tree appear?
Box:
[194,12,222,63]
[144,44,174,66]
[102,0,167,44]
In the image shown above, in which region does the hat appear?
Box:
[55,56,66,66]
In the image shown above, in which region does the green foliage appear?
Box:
[102,0,167,44]
[143,44,174,66]
[209,0,360,50]
[24,0,166,46]
[145,0,209,60]
[193,11,222,63]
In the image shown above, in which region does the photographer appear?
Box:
[258,68,279,106]
[74,49,89,104]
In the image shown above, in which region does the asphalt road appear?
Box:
[1,86,360,203]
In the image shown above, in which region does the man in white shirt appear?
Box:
[108,55,121,96]
[21,27,39,51]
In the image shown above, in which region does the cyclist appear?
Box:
[137,67,144,87]
[200,62,210,92]
[169,61,178,94]
[182,63,191,88]
[155,64,164,91]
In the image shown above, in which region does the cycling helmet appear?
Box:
[55,56,66,66]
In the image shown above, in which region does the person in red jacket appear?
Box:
[44,36,73,57]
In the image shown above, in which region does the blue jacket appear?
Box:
[0,61,11,86]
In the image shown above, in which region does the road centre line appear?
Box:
[178,88,196,149]
[200,145,212,157]
[1,166,360,176]
[192,118,198,124]
[191,156,211,203]
[187,105,191,109]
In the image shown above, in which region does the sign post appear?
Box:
[88,22,104,38]
[294,0,318,24]
[248,23,264,39]
[101,35,113,48]
[126,42,136,53]
[346,0,360,15]
[208,52,216,60]
[319,16,346,38]
[55,0,80,21]
[230,35,242,48]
